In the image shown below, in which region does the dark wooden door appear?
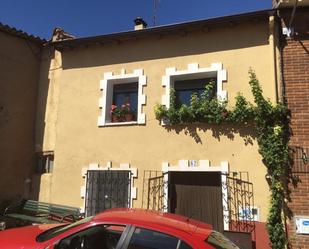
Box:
[169,172,223,232]
[85,170,131,216]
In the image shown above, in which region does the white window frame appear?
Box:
[161,62,227,109]
[98,69,147,126]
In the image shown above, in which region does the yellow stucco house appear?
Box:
[38,9,280,245]
[1,9,282,248]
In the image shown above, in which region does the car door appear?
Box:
[120,226,197,249]
[48,224,129,249]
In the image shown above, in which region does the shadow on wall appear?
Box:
[35,48,54,154]
[0,31,43,204]
[59,22,269,70]
[162,122,256,144]
[31,48,56,202]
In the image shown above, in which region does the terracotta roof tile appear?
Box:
[0,22,46,44]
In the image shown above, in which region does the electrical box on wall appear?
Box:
[296,217,309,234]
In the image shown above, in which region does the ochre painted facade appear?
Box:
[35,19,278,225]
[0,31,41,202]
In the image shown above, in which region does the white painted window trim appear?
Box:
[80,162,137,214]
[161,160,230,231]
[98,69,147,126]
[161,62,227,109]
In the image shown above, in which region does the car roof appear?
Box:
[93,208,212,239]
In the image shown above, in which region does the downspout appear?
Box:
[279,30,287,102]
[276,0,299,102]
[288,0,298,30]
[269,13,280,103]
[279,22,290,249]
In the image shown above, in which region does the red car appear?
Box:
[0,208,239,249]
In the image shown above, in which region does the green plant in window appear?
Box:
[110,105,123,117]
[160,82,229,124]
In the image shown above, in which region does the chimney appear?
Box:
[51,27,75,42]
[134,17,147,30]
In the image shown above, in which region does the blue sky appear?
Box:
[0,0,271,39]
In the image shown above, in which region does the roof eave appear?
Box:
[52,9,275,50]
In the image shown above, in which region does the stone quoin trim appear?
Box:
[161,62,227,108]
[161,160,230,230]
[80,162,137,214]
[98,69,147,126]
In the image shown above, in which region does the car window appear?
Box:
[179,241,193,249]
[127,227,179,249]
[206,231,239,249]
[37,216,93,242]
[55,224,125,249]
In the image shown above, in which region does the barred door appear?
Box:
[147,173,167,211]
[85,170,131,216]
[223,172,255,233]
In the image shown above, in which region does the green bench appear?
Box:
[3,199,82,224]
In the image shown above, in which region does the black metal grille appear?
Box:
[142,171,167,211]
[222,172,255,234]
[85,170,131,217]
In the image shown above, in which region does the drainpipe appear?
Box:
[288,0,298,32]
[277,0,299,102]
[282,0,298,38]
[279,34,286,102]
[269,13,280,103]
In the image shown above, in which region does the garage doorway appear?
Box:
[169,171,224,232]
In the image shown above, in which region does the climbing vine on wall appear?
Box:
[154,70,290,249]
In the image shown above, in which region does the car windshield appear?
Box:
[206,231,240,249]
[36,216,93,242]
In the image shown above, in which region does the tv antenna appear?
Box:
[153,0,160,26]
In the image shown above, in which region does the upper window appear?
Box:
[162,63,227,111]
[98,69,147,126]
[112,82,138,122]
[174,78,216,107]
[127,227,179,249]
